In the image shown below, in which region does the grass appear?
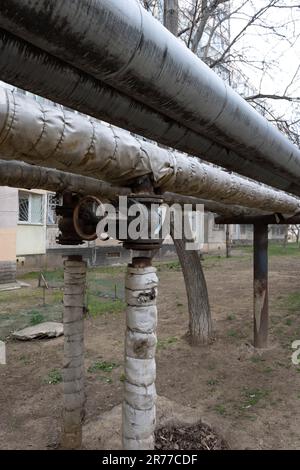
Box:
[20,269,64,284]
[240,242,300,257]
[155,260,181,272]
[214,404,226,416]
[51,290,63,303]
[88,360,119,373]
[87,295,125,317]
[19,355,31,365]
[226,314,236,321]
[45,369,62,385]
[250,355,266,364]
[88,266,126,276]
[157,336,178,349]
[279,292,300,312]
[213,388,270,420]
[96,376,113,384]
[0,265,128,339]
[29,310,45,325]
[241,388,269,409]
[207,378,220,387]
[227,329,239,338]
[263,367,274,374]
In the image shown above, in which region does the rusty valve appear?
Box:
[72,195,103,241]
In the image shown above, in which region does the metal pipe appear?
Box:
[1,88,300,215]
[1,1,300,193]
[253,224,269,349]
[0,160,272,218]
[163,193,270,218]
[215,214,300,225]
[0,160,130,200]
[0,30,290,193]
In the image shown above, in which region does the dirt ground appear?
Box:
[1,246,300,450]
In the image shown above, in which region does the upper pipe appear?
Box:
[0,0,299,191]
[0,29,292,195]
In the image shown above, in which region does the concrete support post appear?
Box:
[61,255,86,449]
[122,256,158,450]
[253,224,269,348]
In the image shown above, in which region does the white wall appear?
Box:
[16,190,47,256]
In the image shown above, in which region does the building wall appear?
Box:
[16,225,47,256]
[231,224,253,244]
[0,187,18,283]
[231,224,286,245]
[16,189,47,256]
[202,213,227,253]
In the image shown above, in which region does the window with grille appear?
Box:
[47,193,59,225]
[18,191,44,224]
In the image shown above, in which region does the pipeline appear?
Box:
[0,160,268,219]
[0,88,299,216]
[0,160,130,200]
[0,29,290,194]
[0,1,299,194]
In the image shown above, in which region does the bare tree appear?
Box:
[164,0,179,33]
[137,0,299,343]
[289,224,300,245]
[139,0,300,142]
[164,0,213,345]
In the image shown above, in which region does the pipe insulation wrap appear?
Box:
[0,160,269,219]
[0,0,299,191]
[0,160,130,199]
[123,265,158,450]
[0,88,300,215]
[0,29,290,194]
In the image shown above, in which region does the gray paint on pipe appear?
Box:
[0,29,295,195]
[0,1,299,192]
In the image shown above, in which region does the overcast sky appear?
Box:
[230,0,300,118]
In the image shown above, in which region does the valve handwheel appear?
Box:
[73,195,102,241]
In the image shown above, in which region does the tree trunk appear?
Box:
[283,225,289,248]
[61,255,86,449]
[122,257,158,450]
[164,0,179,36]
[253,225,269,348]
[172,236,212,345]
[164,0,212,346]
[226,224,231,258]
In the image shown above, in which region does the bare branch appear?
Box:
[245,94,300,102]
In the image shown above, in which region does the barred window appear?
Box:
[47,193,59,225]
[18,191,44,224]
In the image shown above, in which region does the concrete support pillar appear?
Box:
[253,224,269,348]
[122,256,158,450]
[61,255,86,449]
